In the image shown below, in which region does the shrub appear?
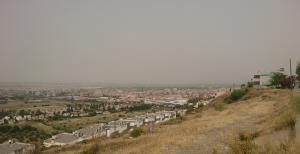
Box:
[247,82,254,88]
[230,89,247,102]
[130,127,143,138]
[225,89,248,103]
[239,131,260,141]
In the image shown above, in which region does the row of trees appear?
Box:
[270,72,296,88]
[270,62,300,89]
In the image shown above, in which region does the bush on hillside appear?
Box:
[239,131,260,141]
[130,127,143,138]
[226,89,248,103]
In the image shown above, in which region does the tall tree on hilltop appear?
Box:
[270,72,286,88]
[296,62,300,80]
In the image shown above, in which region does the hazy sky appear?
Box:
[0,0,300,85]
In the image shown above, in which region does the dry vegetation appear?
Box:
[226,89,300,154]
[43,88,300,154]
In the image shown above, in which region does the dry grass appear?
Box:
[228,138,300,154]
[292,94,300,113]
[43,89,298,154]
[273,111,296,131]
[227,89,300,154]
[214,102,226,111]
[267,90,297,131]
[212,93,229,111]
[229,139,257,154]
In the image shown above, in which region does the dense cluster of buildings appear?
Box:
[0,87,226,126]
[43,110,181,148]
[0,86,225,104]
[0,86,225,153]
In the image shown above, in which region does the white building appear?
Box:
[143,114,156,124]
[73,123,106,140]
[252,73,272,86]
[105,121,128,137]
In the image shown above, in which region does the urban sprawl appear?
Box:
[0,86,226,153]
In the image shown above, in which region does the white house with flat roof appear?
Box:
[252,72,272,86]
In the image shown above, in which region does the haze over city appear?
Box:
[1,0,300,85]
[2,1,300,154]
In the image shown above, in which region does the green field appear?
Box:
[0,100,70,111]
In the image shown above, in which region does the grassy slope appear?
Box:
[43,89,297,154]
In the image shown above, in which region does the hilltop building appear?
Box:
[251,72,272,86]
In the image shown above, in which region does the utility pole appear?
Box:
[290,58,292,76]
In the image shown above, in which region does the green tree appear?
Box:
[270,72,287,88]
[296,62,300,80]
[130,127,143,138]
[19,110,27,117]
[229,89,247,102]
